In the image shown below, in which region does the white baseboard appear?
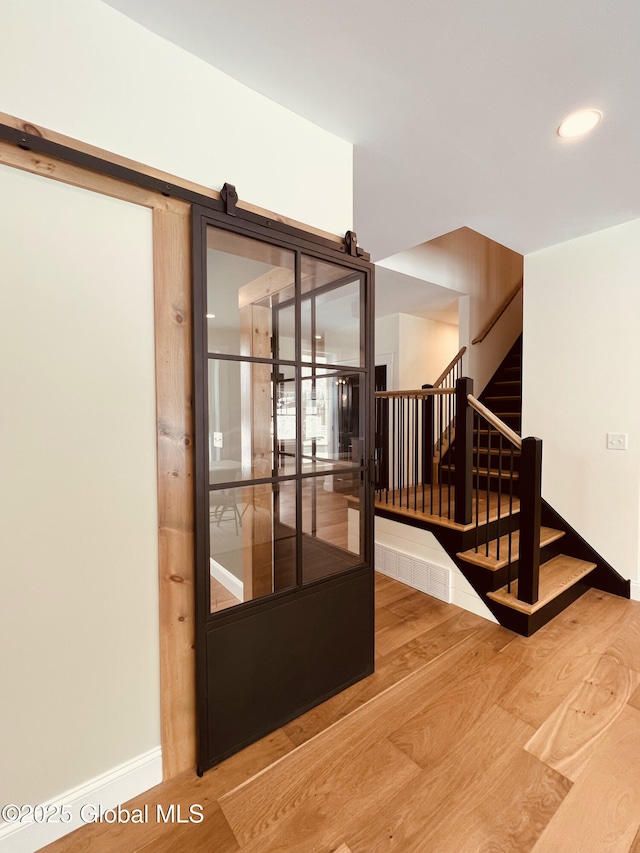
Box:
[631,581,640,601]
[0,746,162,853]
[210,557,243,601]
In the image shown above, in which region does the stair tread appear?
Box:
[473,447,521,456]
[456,526,565,571]
[487,554,597,614]
[441,464,520,479]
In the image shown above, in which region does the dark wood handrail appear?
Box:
[471,282,522,345]
[433,347,467,388]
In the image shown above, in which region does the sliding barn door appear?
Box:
[192,208,375,771]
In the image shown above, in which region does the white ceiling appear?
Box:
[104,0,640,321]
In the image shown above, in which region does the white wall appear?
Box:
[375,314,400,391]
[375,517,497,622]
[0,166,160,848]
[523,218,640,583]
[460,286,523,396]
[380,228,522,394]
[375,313,458,391]
[398,314,459,389]
[0,0,353,236]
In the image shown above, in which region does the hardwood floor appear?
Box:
[41,575,640,853]
[210,574,241,613]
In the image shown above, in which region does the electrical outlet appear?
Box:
[213,432,223,448]
[606,433,628,450]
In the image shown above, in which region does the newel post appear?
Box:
[518,436,543,604]
[454,377,473,525]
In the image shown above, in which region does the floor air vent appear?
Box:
[375,544,452,604]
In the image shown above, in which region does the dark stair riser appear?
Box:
[440,467,521,498]
[478,337,522,418]
[456,537,567,595]
[484,578,592,637]
[473,430,521,450]
[471,449,521,472]
[458,512,521,551]
[485,414,521,430]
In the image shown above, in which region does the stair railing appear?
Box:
[471,282,522,345]
[421,346,468,484]
[374,386,458,522]
[374,377,542,606]
[466,391,542,605]
[432,346,467,389]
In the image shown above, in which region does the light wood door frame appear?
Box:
[0,132,197,779]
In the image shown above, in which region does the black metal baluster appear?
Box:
[408,395,412,510]
[403,397,407,508]
[507,443,514,593]
[447,389,452,519]
[497,433,503,562]
[399,397,403,508]
[412,396,420,512]
[421,395,426,513]
[430,393,434,516]
[485,426,491,556]
[438,394,443,517]
[474,411,479,553]
[392,396,396,506]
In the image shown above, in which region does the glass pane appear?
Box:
[301,370,363,473]
[206,228,294,357]
[274,301,296,362]
[301,474,363,583]
[301,256,362,367]
[209,361,295,483]
[209,482,297,613]
[274,365,297,477]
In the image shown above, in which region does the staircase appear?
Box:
[374,338,630,637]
[479,336,522,433]
[440,337,523,494]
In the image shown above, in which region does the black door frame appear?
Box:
[192,203,376,772]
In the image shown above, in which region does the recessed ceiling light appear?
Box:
[557,109,602,139]
[315,334,322,340]
[206,313,216,319]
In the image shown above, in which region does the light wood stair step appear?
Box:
[473,446,521,456]
[442,464,520,479]
[456,526,565,571]
[487,554,597,614]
